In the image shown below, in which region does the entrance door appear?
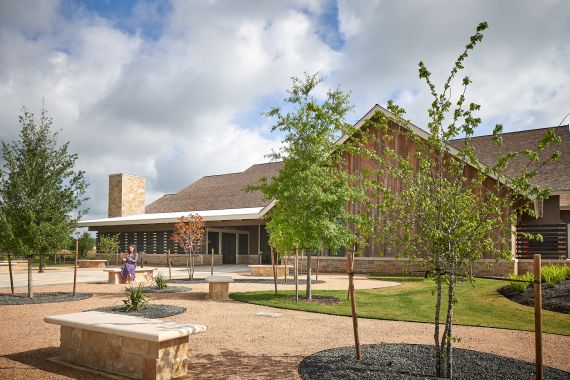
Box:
[222,233,237,264]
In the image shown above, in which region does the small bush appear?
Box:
[541,264,570,288]
[123,283,149,311]
[507,272,534,293]
[154,274,168,290]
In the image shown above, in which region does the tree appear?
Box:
[171,215,206,280]
[250,73,368,300]
[70,231,96,258]
[374,23,561,378]
[0,108,88,297]
[98,234,120,265]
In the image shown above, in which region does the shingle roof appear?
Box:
[448,125,570,191]
[145,161,283,213]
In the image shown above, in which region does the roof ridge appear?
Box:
[451,125,569,141]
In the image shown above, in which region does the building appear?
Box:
[79,105,569,274]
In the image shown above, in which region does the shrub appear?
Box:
[154,274,168,290]
[507,272,534,293]
[123,283,149,311]
[541,264,570,288]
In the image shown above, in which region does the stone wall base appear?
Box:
[276,256,570,277]
[59,325,188,379]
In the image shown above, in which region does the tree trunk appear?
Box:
[186,251,192,280]
[442,272,455,379]
[27,256,33,298]
[38,254,44,273]
[347,251,361,360]
[7,251,14,294]
[305,250,312,300]
[434,269,444,377]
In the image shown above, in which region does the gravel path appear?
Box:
[0,272,568,380]
[299,343,570,379]
[0,292,92,305]
[141,285,191,294]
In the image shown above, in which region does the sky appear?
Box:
[0,0,569,221]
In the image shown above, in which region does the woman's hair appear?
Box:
[128,244,137,252]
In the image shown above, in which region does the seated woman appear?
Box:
[120,244,139,284]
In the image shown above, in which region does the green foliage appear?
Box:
[98,234,120,260]
[123,283,149,311]
[507,272,534,293]
[154,273,168,290]
[250,73,368,255]
[541,265,570,288]
[69,231,96,258]
[0,107,88,297]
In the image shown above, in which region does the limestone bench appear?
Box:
[78,259,107,268]
[248,264,293,277]
[45,311,206,380]
[103,267,155,284]
[205,275,233,300]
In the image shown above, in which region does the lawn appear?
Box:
[230,275,570,336]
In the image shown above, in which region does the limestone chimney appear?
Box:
[108,174,145,218]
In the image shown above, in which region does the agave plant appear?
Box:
[154,273,168,290]
[123,283,149,311]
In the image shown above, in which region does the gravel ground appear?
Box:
[141,285,191,294]
[298,343,570,380]
[499,281,570,314]
[90,304,187,318]
[0,292,92,305]
[0,272,568,380]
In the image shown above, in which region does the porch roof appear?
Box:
[77,206,269,227]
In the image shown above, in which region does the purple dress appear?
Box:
[120,252,138,283]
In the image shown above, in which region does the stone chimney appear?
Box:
[108,174,146,218]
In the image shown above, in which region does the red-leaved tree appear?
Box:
[171,214,206,280]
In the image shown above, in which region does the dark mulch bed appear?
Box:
[90,304,186,319]
[299,343,570,380]
[0,292,92,305]
[498,280,570,314]
[283,295,341,304]
[169,278,324,285]
[141,286,191,294]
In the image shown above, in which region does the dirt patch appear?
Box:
[498,280,570,314]
[283,295,341,304]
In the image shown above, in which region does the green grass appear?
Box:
[230,276,570,336]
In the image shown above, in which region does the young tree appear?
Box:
[70,231,96,258]
[0,108,88,297]
[98,234,120,265]
[171,215,206,280]
[374,23,560,378]
[251,73,368,300]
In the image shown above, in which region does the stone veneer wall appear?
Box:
[275,256,570,276]
[108,174,145,218]
[59,326,188,379]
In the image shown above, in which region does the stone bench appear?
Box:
[78,259,107,268]
[103,267,155,284]
[205,275,233,300]
[45,311,206,380]
[248,264,293,277]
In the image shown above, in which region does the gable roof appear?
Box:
[449,125,570,191]
[145,161,284,214]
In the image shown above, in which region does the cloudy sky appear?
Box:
[1,0,568,220]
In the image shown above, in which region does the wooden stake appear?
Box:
[167,249,172,280]
[347,251,361,361]
[211,248,214,276]
[271,246,277,295]
[73,240,78,297]
[7,251,14,294]
[294,247,299,302]
[534,254,543,380]
[283,254,287,284]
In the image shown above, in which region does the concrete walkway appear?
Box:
[0,264,251,289]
